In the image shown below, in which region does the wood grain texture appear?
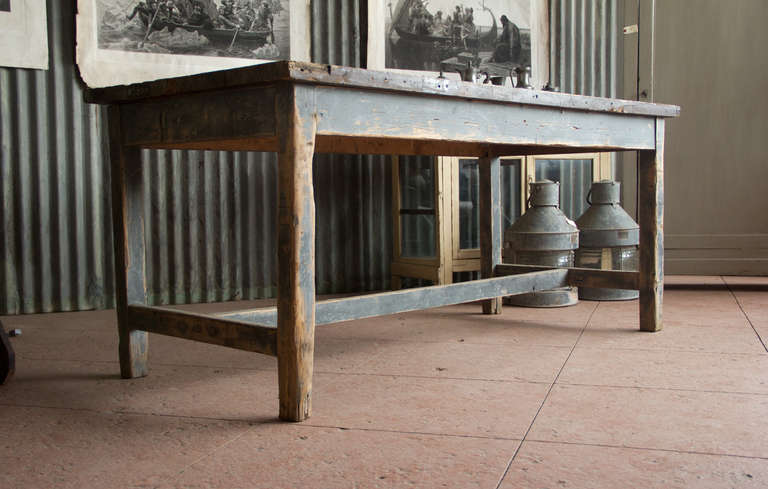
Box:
[276,84,317,422]
[638,118,665,332]
[108,106,149,379]
[391,261,443,282]
[220,269,569,327]
[494,264,640,290]
[119,87,277,147]
[86,62,679,118]
[479,157,502,314]
[126,305,277,356]
[314,86,657,151]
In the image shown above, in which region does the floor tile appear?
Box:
[163,424,519,489]
[6,322,378,374]
[0,309,118,332]
[580,319,765,354]
[529,384,768,458]
[356,340,571,383]
[588,291,749,329]
[500,441,768,489]
[0,357,280,421]
[559,347,768,393]
[665,275,727,286]
[0,405,248,489]
[317,302,592,348]
[310,373,550,439]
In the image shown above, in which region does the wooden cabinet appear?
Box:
[392,153,612,287]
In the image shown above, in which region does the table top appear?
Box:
[85,61,679,119]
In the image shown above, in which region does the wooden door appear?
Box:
[626,0,768,275]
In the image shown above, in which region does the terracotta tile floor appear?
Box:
[1,275,768,488]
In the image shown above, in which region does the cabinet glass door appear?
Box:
[398,157,436,259]
[454,157,523,259]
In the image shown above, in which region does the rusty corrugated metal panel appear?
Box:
[1,0,391,314]
[550,0,620,97]
[0,0,114,314]
[548,0,621,222]
[2,0,622,314]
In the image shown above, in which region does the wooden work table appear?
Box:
[87,61,679,422]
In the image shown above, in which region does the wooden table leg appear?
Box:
[479,156,502,314]
[108,106,149,377]
[276,85,317,421]
[638,118,665,332]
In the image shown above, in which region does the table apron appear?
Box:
[314,85,657,151]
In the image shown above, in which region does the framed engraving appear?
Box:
[0,0,49,70]
[76,0,310,87]
[367,0,548,87]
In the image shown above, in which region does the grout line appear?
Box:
[314,370,552,385]
[493,301,601,489]
[169,424,257,482]
[0,401,525,443]
[0,402,263,424]
[722,275,768,353]
[524,438,768,461]
[569,345,768,356]
[299,423,522,442]
[555,382,768,397]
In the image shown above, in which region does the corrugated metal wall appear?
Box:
[1,0,112,314]
[547,0,622,224]
[550,0,621,98]
[1,0,390,314]
[0,0,621,315]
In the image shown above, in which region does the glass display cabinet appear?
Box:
[392,153,612,288]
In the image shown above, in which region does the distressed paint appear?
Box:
[276,84,318,422]
[222,269,570,327]
[479,156,502,314]
[638,118,664,332]
[108,106,148,378]
[315,87,657,151]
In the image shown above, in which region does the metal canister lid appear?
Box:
[529,180,559,207]
[590,180,620,205]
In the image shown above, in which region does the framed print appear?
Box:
[368,0,548,88]
[0,0,49,70]
[76,0,310,88]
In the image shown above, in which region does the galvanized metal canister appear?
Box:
[575,180,639,300]
[503,180,579,307]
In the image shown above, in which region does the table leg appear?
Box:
[479,156,502,314]
[108,106,149,377]
[276,86,317,421]
[638,118,665,332]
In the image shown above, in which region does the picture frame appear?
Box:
[76,0,310,88]
[0,0,49,70]
[367,0,548,88]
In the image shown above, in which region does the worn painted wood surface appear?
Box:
[220,269,570,327]
[119,88,277,147]
[86,62,679,118]
[494,264,640,290]
[638,118,665,332]
[94,63,676,422]
[314,86,656,151]
[479,157,502,314]
[126,305,277,356]
[108,106,149,379]
[276,85,317,422]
